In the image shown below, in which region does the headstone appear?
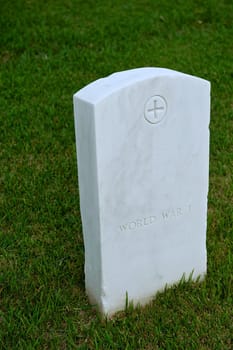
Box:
[73,68,210,316]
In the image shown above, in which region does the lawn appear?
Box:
[0,0,232,349]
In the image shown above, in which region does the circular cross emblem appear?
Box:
[144,95,167,124]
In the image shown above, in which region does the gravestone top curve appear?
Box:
[75,67,209,105]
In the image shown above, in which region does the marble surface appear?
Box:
[73,68,211,316]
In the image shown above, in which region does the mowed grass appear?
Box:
[0,0,232,348]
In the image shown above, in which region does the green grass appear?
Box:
[0,0,232,348]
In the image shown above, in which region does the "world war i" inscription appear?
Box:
[119,205,192,232]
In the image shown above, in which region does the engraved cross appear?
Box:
[147,99,165,120]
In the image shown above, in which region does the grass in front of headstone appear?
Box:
[0,0,232,349]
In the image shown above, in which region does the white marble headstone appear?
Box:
[73,68,210,316]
